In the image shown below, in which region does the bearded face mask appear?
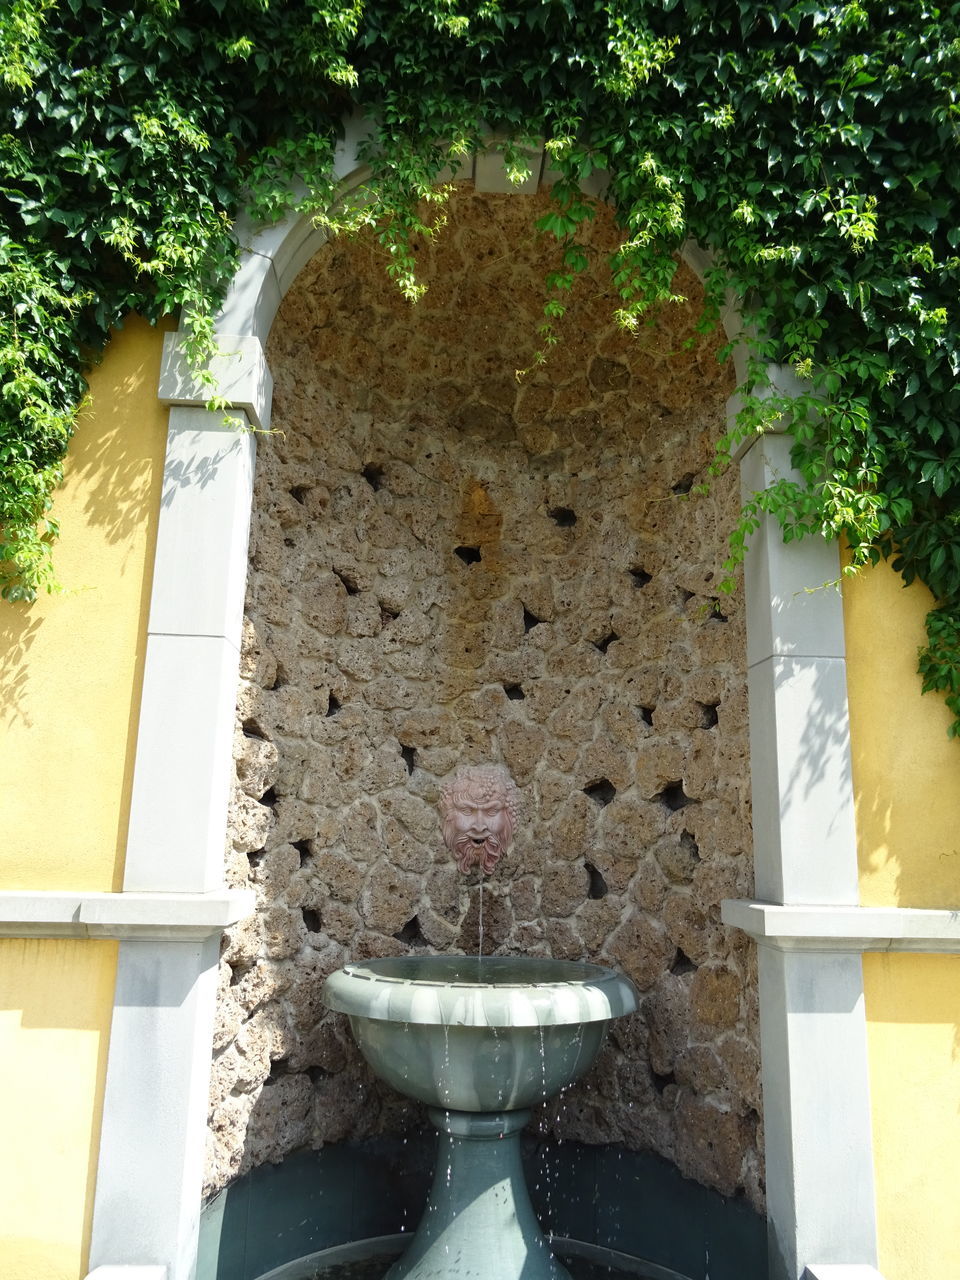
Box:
[438,765,520,876]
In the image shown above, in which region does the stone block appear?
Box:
[675,1090,751,1196]
[359,864,420,934]
[606,915,675,992]
[691,964,742,1030]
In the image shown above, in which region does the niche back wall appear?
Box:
[211,188,760,1209]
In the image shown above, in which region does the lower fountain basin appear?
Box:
[322,955,638,1112]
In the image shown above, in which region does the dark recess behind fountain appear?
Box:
[198,1138,766,1280]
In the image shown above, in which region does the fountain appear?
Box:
[322,766,639,1280]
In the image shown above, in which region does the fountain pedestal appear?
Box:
[387,1108,570,1280]
[323,955,637,1280]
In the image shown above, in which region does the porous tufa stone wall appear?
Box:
[211,188,762,1207]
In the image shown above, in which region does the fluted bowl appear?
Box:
[322,954,638,1112]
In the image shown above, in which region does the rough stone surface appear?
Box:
[210,187,760,1208]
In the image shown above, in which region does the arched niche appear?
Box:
[84,120,876,1280]
[215,175,759,1208]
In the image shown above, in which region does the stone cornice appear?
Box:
[723,898,960,952]
[0,889,254,940]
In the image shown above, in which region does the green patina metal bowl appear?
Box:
[322,955,638,1113]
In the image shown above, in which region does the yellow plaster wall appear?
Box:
[843,558,960,907]
[862,953,960,1280]
[0,318,168,1278]
[844,560,960,1280]
[0,939,118,1279]
[0,315,170,891]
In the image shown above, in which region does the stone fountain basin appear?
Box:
[322,955,638,1113]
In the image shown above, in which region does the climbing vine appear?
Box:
[3,1,960,731]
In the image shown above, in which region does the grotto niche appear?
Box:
[211,186,762,1210]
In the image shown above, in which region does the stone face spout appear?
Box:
[438,763,520,876]
[322,955,639,1280]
